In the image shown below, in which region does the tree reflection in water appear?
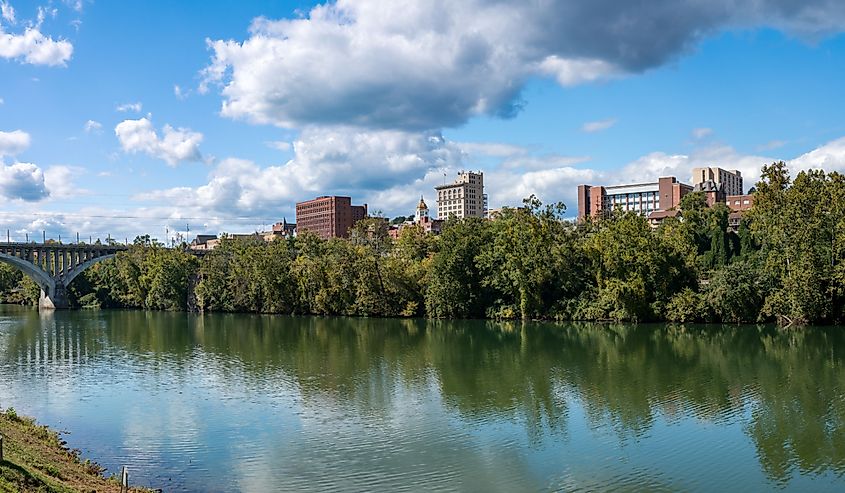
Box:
[1,306,843,488]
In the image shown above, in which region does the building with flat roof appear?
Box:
[726,194,753,212]
[691,167,743,196]
[577,177,692,220]
[295,196,367,239]
[435,171,487,220]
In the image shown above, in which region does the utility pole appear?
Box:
[43,230,46,244]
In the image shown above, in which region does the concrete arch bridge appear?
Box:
[0,243,128,309]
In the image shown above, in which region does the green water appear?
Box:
[0,306,844,492]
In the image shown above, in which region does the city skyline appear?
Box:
[2,0,845,241]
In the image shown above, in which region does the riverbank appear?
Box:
[0,408,150,493]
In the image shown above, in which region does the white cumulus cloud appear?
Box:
[0,162,49,201]
[138,127,465,215]
[789,136,845,173]
[44,165,83,198]
[115,117,205,166]
[136,127,600,219]
[615,145,776,192]
[538,57,619,86]
[200,0,845,131]
[0,129,30,157]
[0,27,73,66]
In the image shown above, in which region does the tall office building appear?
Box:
[295,196,367,239]
[435,171,487,220]
[691,167,743,196]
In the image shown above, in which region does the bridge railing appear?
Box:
[2,229,130,246]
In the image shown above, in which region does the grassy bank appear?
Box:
[0,408,150,493]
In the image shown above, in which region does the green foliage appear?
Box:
[5,163,838,325]
[477,196,586,320]
[665,288,705,323]
[0,263,23,303]
[425,217,493,318]
[704,258,769,323]
[580,211,693,321]
[748,164,845,324]
[72,245,199,311]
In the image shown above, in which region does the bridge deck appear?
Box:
[0,242,128,251]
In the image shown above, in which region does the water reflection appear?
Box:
[1,306,844,491]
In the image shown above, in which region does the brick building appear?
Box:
[726,194,754,212]
[295,196,367,239]
[726,194,754,231]
[577,177,692,220]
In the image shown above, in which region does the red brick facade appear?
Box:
[726,194,754,212]
[296,196,368,239]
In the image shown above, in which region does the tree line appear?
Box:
[1,162,843,325]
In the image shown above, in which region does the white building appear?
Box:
[601,182,663,216]
[435,171,487,219]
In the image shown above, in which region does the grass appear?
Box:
[0,408,152,493]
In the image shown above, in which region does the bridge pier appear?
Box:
[1,242,126,311]
[39,284,69,310]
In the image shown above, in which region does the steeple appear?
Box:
[415,195,429,222]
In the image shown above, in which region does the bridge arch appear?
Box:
[0,252,55,293]
[0,244,127,309]
[63,254,117,286]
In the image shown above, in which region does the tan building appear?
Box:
[691,167,743,196]
[436,171,487,219]
[577,177,692,220]
[296,196,367,239]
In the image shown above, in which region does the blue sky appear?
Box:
[1,0,845,242]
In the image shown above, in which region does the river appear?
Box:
[0,305,844,492]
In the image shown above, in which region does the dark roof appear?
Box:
[648,210,680,220]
